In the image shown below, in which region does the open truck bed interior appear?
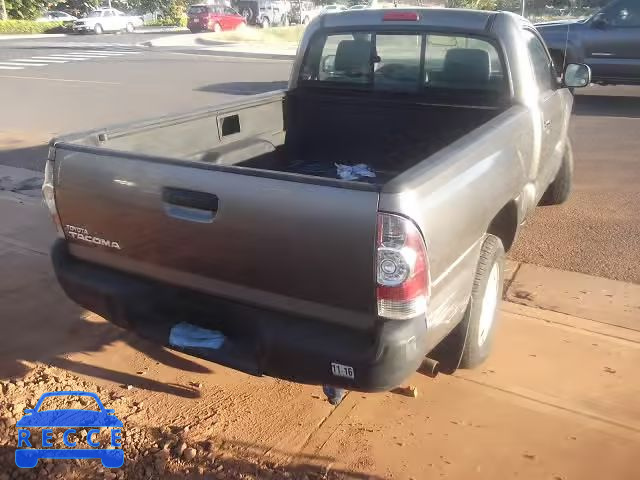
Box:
[61,90,503,186]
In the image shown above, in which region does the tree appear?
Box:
[447,0,497,10]
[5,0,49,19]
[1,0,7,20]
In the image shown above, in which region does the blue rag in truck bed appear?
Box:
[169,322,225,350]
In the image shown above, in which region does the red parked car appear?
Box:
[187,4,246,33]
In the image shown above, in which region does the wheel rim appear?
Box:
[477,262,500,347]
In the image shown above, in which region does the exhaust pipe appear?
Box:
[419,357,439,378]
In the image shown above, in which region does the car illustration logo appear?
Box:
[15,391,124,469]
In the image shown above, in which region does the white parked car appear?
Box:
[73,8,143,34]
[348,4,369,10]
[321,4,347,14]
[36,11,78,23]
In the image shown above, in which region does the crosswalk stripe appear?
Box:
[28,57,68,63]
[88,50,141,55]
[0,61,47,66]
[55,53,122,58]
[0,62,44,67]
[37,56,89,61]
[0,65,24,70]
[76,51,127,56]
[8,59,51,65]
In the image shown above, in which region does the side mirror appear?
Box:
[564,63,591,88]
[591,13,608,29]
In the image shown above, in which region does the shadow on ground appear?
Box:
[197,81,287,95]
[0,182,208,398]
[573,94,640,118]
[0,435,383,479]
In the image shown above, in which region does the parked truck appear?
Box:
[537,0,640,86]
[45,9,590,400]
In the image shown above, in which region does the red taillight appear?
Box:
[376,213,429,320]
[382,11,420,22]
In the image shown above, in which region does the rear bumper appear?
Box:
[51,240,429,392]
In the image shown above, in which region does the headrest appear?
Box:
[443,48,491,84]
[334,39,372,73]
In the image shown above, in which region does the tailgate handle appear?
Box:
[162,187,219,223]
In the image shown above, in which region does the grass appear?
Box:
[214,25,305,44]
[0,20,66,35]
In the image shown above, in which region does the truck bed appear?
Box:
[64,91,502,187]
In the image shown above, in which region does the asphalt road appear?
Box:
[0,34,291,169]
[0,34,638,283]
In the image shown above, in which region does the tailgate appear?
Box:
[53,148,380,329]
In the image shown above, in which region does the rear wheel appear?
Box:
[540,141,573,206]
[429,235,505,373]
[458,235,505,369]
[213,22,222,33]
[94,23,103,35]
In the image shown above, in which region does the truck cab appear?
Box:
[537,0,640,85]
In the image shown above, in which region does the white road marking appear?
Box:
[0,75,120,84]
[28,57,68,63]
[58,53,124,58]
[76,51,128,56]
[35,56,89,61]
[1,60,48,66]
[0,66,24,70]
[89,50,141,54]
[13,58,56,63]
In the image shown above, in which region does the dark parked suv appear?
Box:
[537,0,640,86]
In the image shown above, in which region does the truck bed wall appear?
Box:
[236,92,502,182]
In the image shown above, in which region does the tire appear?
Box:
[540,140,573,206]
[94,23,103,35]
[429,235,505,373]
[189,27,199,33]
[458,235,505,369]
[125,22,134,33]
[213,22,222,33]
[261,17,270,28]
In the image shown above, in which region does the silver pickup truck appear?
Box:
[45,9,590,395]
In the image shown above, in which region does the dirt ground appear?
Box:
[1,297,639,480]
[1,184,639,480]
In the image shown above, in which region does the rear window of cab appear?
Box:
[300,31,506,95]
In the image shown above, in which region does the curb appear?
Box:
[172,48,295,61]
[503,260,640,331]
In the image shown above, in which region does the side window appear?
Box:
[606,1,640,27]
[224,7,237,15]
[524,31,554,93]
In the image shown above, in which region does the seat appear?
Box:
[441,48,491,86]
[334,39,372,76]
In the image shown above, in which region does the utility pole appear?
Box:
[1,0,7,21]
[521,0,526,18]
